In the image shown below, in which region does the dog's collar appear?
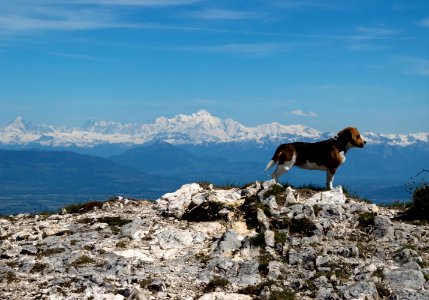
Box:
[331,136,349,153]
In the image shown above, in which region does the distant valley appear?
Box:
[0,149,178,215]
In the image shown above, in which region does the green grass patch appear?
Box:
[71,255,96,267]
[62,201,105,214]
[240,195,271,229]
[263,184,286,198]
[269,290,296,300]
[238,280,276,295]
[258,252,274,276]
[36,248,65,258]
[274,230,287,244]
[82,216,133,234]
[249,232,266,248]
[295,184,325,191]
[289,217,316,237]
[204,277,230,292]
[358,212,377,227]
[31,263,48,273]
[197,181,241,190]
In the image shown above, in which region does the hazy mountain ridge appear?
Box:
[1,110,427,148]
[0,149,177,215]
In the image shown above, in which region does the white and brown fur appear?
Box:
[265,127,366,189]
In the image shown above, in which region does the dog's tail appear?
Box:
[264,159,276,172]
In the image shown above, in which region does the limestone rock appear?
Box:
[1,181,428,300]
[198,292,252,300]
[383,269,426,290]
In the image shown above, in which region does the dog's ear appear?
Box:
[337,127,352,142]
[335,127,354,148]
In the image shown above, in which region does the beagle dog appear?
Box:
[265,127,366,189]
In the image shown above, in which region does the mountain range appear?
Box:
[0,110,428,214]
[1,110,428,151]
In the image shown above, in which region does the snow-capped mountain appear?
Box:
[0,110,428,148]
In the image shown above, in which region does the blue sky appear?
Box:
[0,0,428,133]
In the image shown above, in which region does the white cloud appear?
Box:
[396,57,429,77]
[0,1,201,35]
[347,43,387,52]
[417,18,429,28]
[156,43,290,55]
[355,26,399,37]
[190,9,261,20]
[291,110,317,117]
[410,60,429,76]
[62,0,201,6]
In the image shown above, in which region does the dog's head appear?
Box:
[337,127,366,149]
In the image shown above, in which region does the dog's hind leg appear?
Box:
[271,152,296,183]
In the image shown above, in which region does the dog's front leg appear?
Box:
[326,169,335,190]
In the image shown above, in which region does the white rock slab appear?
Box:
[307,186,346,205]
[113,249,154,262]
[198,292,252,300]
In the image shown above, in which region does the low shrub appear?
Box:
[399,170,429,221]
[36,248,65,258]
[31,263,48,273]
[71,255,96,267]
[240,195,271,229]
[182,201,225,222]
[249,232,266,248]
[263,185,286,198]
[204,277,230,292]
[407,183,429,220]
[358,212,377,227]
[269,290,296,300]
[258,252,274,276]
[97,216,132,234]
[289,217,316,237]
[274,230,287,244]
[62,201,104,214]
[237,280,276,295]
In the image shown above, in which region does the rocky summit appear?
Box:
[1,181,428,300]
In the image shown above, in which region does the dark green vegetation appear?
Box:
[407,182,429,219]
[269,290,296,300]
[63,201,105,214]
[397,182,429,221]
[70,255,96,267]
[78,216,132,234]
[263,184,286,198]
[203,277,230,292]
[249,232,266,248]
[36,248,65,259]
[182,201,226,222]
[258,252,274,276]
[240,195,271,229]
[30,263,48,273]
[289,217,317,237]
[358,212,377,227]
